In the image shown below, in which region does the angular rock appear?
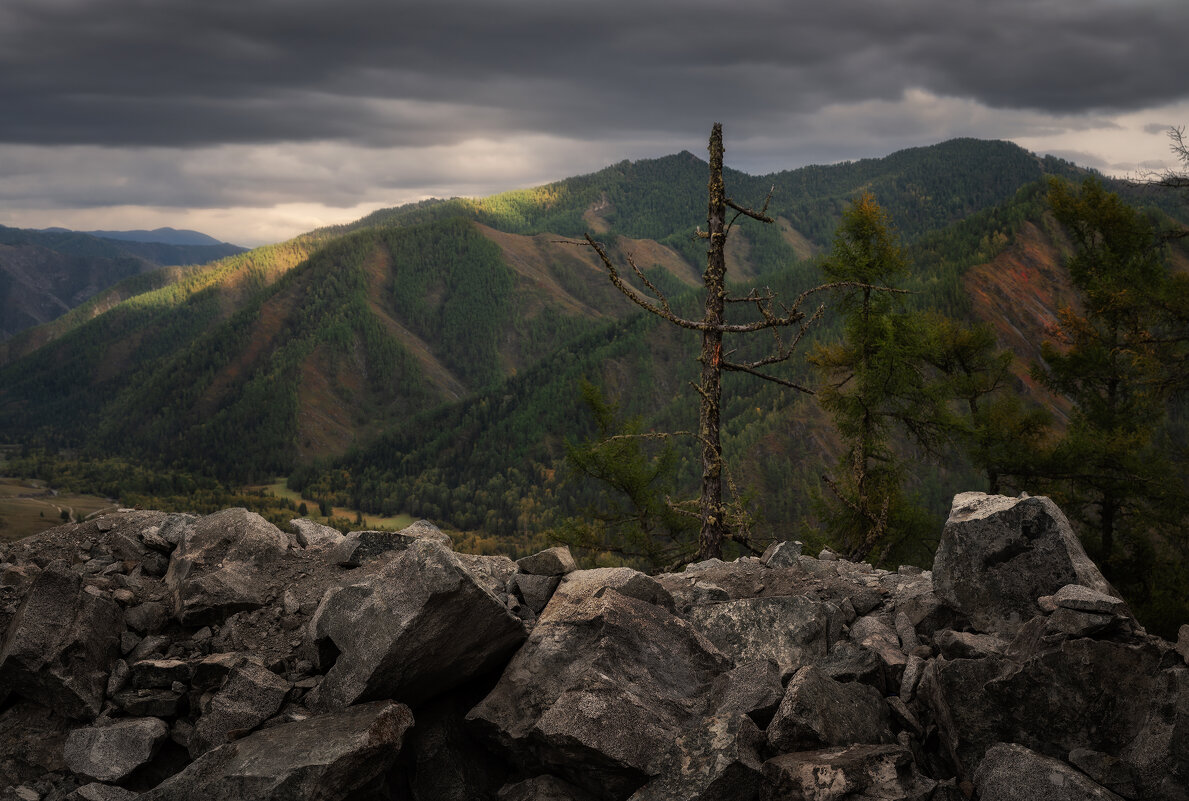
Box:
[548,567,675,613]
[933,493,1117,634]
[67,784,141,801]
[307,539,526,710]
[1177,624,1189,665]
[1046,606,1119,638]
[516,546,577,576]
[64,717,169,782]
[819,641,887,693]
[163,508,289,625]
[140,700,414,801]
[112,688,184,718]
[191,661,290,756]
[629,713,765,801]
[760,744,935,801]
[468,587,731,800]
[124,601,168,634]
[849,616,908,687]
[933,629,1006,660]
[191,652,244,691]
[0,561,122,719]
[131,659,192,690]
[1043,583,1129,615]
[688,595,838,679]
[760,540,802,568]
[288,518,344,550]
[767,665,894,753]
[918,635,1184,798]
[328,521,451,568]
[511,573,561,615]
[710,659,785,726]
[973,742,1124,800]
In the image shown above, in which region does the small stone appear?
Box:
[1048,584,1128,615]
[13,786,40,801]
[819,548,839,561]
[515,546,577,577]
[124,601,169,634]
[691,581,730,604]
[131,659,191,689]
[112,688,183,718]
[760,540,803,568]
[106,660,130,698]
[120,631,141,655]
[112,589,135,605]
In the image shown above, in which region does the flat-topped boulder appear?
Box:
[933,492,1118,634]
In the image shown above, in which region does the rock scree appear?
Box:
[0,492,1184,800]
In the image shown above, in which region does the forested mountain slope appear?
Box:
[0,139,1097,492]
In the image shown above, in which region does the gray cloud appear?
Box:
[2,0,1187,148]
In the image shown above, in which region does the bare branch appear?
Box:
[580,234,705,330]
[722,359,815,393]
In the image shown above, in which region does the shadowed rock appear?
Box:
[306,539,526,710]
[190,661,290,756]
[328,520,452,567]
[973,743,1124,800]
[64,717,169,782]
[467,588,731,800]
[140,700,414,801]
[767,665,894,752]
[0,561,122,719]
[933,493,1116,634]
[163,508,289,626]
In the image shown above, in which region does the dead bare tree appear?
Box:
[581,123,846,561]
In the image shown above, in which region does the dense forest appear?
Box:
[2,137,1187,635]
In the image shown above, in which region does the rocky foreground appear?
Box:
[0,492,1186,801]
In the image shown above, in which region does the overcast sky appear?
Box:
[1,0,1187,247]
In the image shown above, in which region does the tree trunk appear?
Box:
[696,123,728,560]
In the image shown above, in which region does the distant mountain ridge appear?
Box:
[0,225,247,340]
[41,226,237,247]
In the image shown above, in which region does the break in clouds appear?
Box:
[1,0,1187,244]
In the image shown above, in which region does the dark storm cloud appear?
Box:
[2,0,1186,148]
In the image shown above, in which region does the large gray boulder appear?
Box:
[918,634,1188,799]
[190,661,291,756]
[687,595,841,679]
[932,493,1117,634]
[467,587,732,801]
[306,539,526,710]
[140,700,414,801]
[163,508,289,625]
[0,562,122,719]
[766,665,893,752]
[973,743,1124,800]
[64,717,169,782]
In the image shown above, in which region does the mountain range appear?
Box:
[0,226,246,340]
[0,138,1182,551]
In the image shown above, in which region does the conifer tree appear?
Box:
[810,194,932,561]
[1037,177,1189,578]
